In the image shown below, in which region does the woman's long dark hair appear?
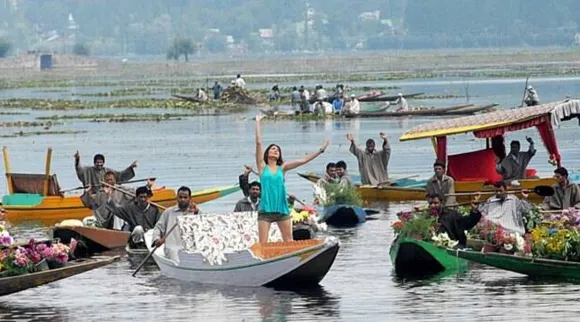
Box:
[263,144,284,166]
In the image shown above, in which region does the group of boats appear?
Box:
[1,99,580,296]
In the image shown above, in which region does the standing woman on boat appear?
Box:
[255,114,329,243]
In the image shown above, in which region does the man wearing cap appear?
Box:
[524,85,540,106]
[425,160,457,207]
[496,137,536,183]
[75,151,136,192]
[394,93,409,112]
[343,94,360,116]
[542,167,580,210]
[106,185,162,248]
[346,132,391,186]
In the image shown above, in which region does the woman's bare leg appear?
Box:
[276,217,293,242]
[258,220,271,243]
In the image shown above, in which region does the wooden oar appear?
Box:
[520,76,530,108]
[61,177,156,194]
[446,185,554,197]
[101,181,165,209]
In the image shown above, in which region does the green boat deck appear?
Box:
[1,193,44,206]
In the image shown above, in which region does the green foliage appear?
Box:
[322,184,363,207]
[0,39,11,58]
[72,43,90,56]
[398,214,437,241]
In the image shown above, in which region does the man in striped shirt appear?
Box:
[479,181,531,235]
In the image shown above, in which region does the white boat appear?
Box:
[144,211,340,288]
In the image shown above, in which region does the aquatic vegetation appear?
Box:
[0,130,88,138]
[0,121,60,128]
[37,112,196,120]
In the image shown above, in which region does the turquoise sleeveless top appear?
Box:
[259,166,290,215]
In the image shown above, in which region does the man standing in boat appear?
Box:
[427,194,482,248]
[479,181,531,235]
[347,132,391,186]
[426,160,457,207]
[496,137,536,184]
[75,151,137,192]
[105,186,161,249]
[152,186,199,262]
[541,167,580,210]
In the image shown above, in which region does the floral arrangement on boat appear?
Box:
[315,183,363,208]
[392,209,438,241]
[431,232,458,248]
[0,238,77,277]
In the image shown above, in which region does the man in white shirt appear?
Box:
[235,74,246,89]
[479,181,531,235]
[394,93,409,112]
[343,94,360,115]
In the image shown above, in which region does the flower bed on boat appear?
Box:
[178,212,283,265]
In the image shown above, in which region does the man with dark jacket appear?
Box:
[235,166,260,212]
[427,194,482,248]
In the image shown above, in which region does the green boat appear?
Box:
[449,249,580,280]
[389,237,467,277]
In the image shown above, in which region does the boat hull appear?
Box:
[293,224,315,240]
[321,205,366,228]
[147,233,340,288]
[2,184,240,226]
[52,226,130,257]
[0,256,119,296]
[451,249,580,280]
[389,237,467,277]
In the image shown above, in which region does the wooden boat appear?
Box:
[172,94,205,103]
[389,237,467,277]
[309,90,384,104]
[349,103,475,118]
[146,212,339,288]
[442,103,498,115]
[450,249,580,280]
[0,147,241,225]
[359,92,424,102]
[51,225,130,257]
[0,255,119,296]
[320,204,366,228]
[298,172,427,202]
[399,99,580,202]
[293,223,315,240]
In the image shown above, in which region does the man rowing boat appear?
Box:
[347,132,391,186]
[75,151,136,192]
[542,167,580,210]
[106,186,161,249]
[152,186,200,262]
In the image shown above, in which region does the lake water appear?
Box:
[0,77,579,321]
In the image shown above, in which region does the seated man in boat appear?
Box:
[425,160,457,207]
[152,186,200,262]
[75,151,137,192]
[315,84,328,101]
[317,162,339,188]
[479,181,531,235]
[80,171,147,230]
[342,94,360,116]
[313,98,334,115]
[106,186,162,249]
[335,160,353,187]
[524,85,540,106]
[332,95,344,115]
[196,88,208,102]
[496,137,536,184]
[542,167,580,210]
[347,132,391,186]
[234,181,261,212]
[394,93,409,112]
[427,194,482,248]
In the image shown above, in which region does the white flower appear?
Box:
[431,232,458,248]
[515,233,525,252]
[503,243,513,251]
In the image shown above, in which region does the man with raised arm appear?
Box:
[75,151,137,192]
[347,132,391,186]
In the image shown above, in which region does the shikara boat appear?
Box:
[390,237,467,277]
[1,146,241,225]
[349,103,478,118]
[399,99,580,202]
[359,92,424,102]
[51,225,130,257]
[308,90,384,104]
[297,172,427,202]
[146,212,339,288]
[320,204,366,228]
[450,249,580,280]
[0,256,119,296]
[172,94,205,103]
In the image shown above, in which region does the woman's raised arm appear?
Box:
[255,115,265,173]
[283,139,329,172]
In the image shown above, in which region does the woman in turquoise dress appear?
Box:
[255,114,329,243]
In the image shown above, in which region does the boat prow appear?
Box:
[321,204,366,228]
[51,225,130,257]
[145,230,340,288]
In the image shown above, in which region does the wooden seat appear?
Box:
[250,239,323,260]
[7,173,62,196]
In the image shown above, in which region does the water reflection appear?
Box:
[0,303,68,322]
[149,277,341,321]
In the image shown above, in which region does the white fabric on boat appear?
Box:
[178,211,282,265]
[551,99,580,127]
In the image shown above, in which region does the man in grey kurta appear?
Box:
[80,171,135,230]
[496,138,536,183]
[542,167,580,210]
[425,160,457,207]
[75,151,137,192]
[234,180,261,212]
[347,132,391,186]
[106,186,161,248]
[152,186,199,263]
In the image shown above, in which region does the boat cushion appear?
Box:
[1,193,44,206]
[447,148,503,182]
[178,212,282,265]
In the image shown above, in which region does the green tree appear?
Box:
[166,37,197,61]
[0,39,11,57]
[73,43,90,56]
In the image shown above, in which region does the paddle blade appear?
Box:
[533,185,555,197]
